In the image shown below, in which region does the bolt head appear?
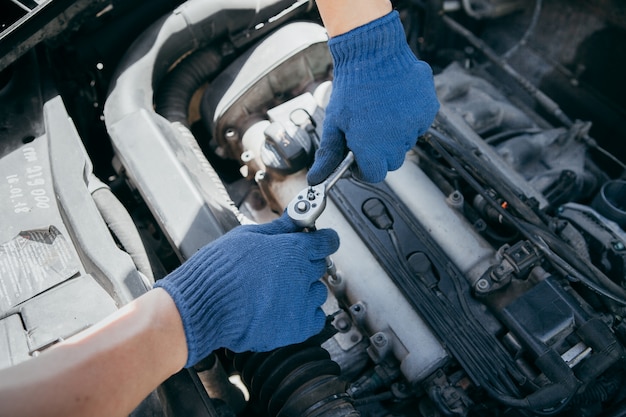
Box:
[335,318,350,332]
[373,333,387,347]
[476,279,490,291]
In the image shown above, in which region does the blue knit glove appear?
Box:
[154,213,339,367]
[308,11,440,184]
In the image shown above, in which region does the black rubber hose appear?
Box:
[426,127,626,305]
[428,125,545,227]
[155,48,223,126]
[104,0,300,126]
[92,187,155,283]
[523,221,626,305]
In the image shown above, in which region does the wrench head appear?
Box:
[287,184,327,228]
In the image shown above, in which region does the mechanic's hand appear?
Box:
[308,11,440,185]
[154,212,339,367]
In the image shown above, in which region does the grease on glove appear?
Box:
[154,213,339,367]
[308,10,440,184]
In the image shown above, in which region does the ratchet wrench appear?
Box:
[287,151,355,229]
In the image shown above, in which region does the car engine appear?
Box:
[1,0,626,416]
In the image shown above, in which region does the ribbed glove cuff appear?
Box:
[154,247,241,368]
[154,213,339,368]
[328,11,417,83]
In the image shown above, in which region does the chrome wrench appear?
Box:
[287,151,355,229]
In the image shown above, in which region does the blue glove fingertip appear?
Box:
[308,145,346,186]
[304,228,340,261]
[352,153,388,183]
[304,307,327,339]
[309,280,329,306]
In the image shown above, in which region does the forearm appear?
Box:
[0,288,187,417]
[316,0,392,37]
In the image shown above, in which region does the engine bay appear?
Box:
[1,0,626,416]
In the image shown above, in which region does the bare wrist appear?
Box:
[316,0,392,37]
[150,288,188,373]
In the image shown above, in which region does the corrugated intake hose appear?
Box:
[154,47,223,126]
[104,0,302,125]
[92,186,155,283]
